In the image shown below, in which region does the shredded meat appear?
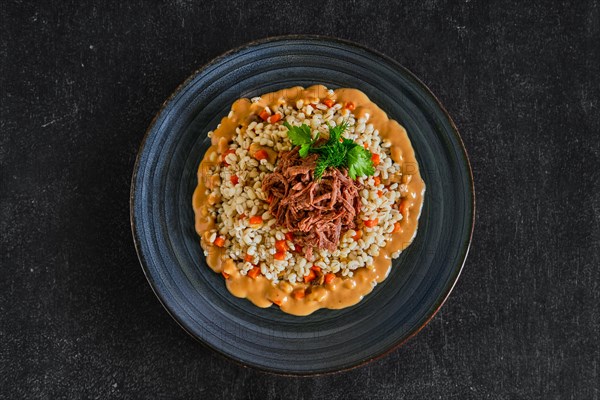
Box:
[262,148,362,259]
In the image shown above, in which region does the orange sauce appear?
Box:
[192,85,425,316]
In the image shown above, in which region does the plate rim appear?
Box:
[130,34,476,376]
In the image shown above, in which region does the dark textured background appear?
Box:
[1,1,599,398]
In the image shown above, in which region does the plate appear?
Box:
[131,36,474,374]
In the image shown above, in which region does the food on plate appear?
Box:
[192,85,425,315]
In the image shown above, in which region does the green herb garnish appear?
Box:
[284,121,375,180]
[284,122,318,158]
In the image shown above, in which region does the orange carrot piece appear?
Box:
[371,153,380,166]
[324,273,336,284]
[274,251,286,261]
[244,254,254,263]
[275,239,288,252]
[254,149,268,161]
[310,265,321,272]
[285,232,294,242]
[213,236,225,247]
[249,216,263,225]
[259,109,270,121]
[230,175,239,185]
[373,176,381,186]
[352,230,363,241]
[344,101,355,110]
[364,218,378,228]
[392,222,402,233]
[267,113,282,123]
[322,98,334,108]
[292,289,305,299]
[247,266,261,279]
[377,190,383,198]
[304,269,316,283]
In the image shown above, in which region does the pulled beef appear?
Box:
[262,148,362,259]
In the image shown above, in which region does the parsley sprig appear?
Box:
[284,121,375,180]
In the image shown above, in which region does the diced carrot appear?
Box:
[344,101,355,111]
[363,143,369,149]
[364,218,378,228]
[324,273,336,284]
[285,232,294,242]
[230,175,239,185]
[322,98,335,108]
[249,215,263,225]
[310,265,321,272]
[254,149,268,161]
[292,289,305,299]
[304,269,316,283]
[275,239,288,252]
[259,109,270,121]
[392,222,402,233]
[222,272,230,279]
[274,251,286,261]
[352,230,363,241]
[213,236,225,247]
[247,266,261,279]
[244,254,254,263]
[373,176,381,186]
[377,190,383,198]
[267,113,282,123]
[371,153,380,166]
[221,149,236,164]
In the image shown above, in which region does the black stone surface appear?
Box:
[1,1,598,398]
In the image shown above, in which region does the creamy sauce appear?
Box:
[192,86,425,316]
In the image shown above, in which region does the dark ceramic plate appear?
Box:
[131,36,474,375]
